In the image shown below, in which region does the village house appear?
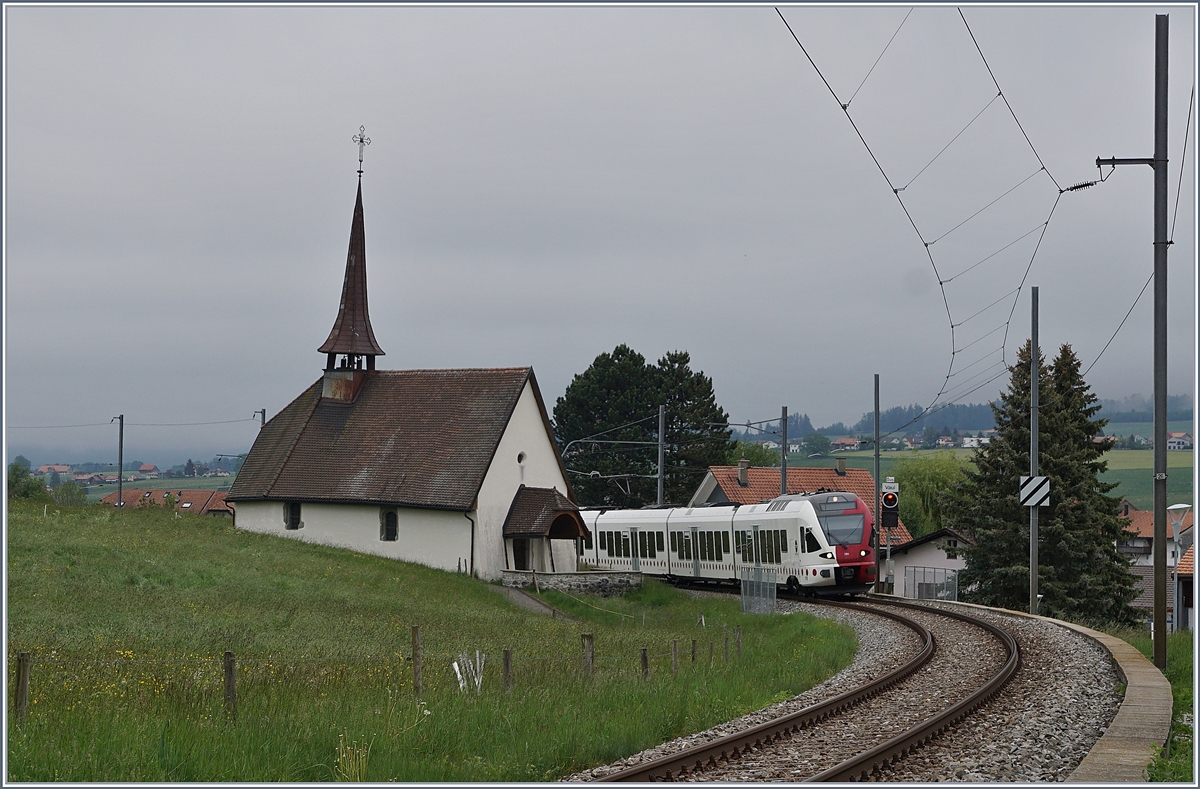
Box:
[100,489,232,517]
[138,464,160,478]
[830,437,860,452]
[687,459,913,548]
[1166,432,1193,451]
[225,169,585,580]
[36,464,72,476]
[882,528,973,601]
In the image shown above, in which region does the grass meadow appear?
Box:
[6,501,856,781]
[811,448,1192,511]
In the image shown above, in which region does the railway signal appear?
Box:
[881,490,899,532]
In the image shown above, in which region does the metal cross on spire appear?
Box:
[353,125,371,176]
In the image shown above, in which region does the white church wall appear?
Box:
[475,380,574,580]
[233,500,472,573]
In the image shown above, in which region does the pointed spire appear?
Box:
[318,180,385,363]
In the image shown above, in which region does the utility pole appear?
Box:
[874,374,881,592]
[657,405,665,506]
[1030,288,1039,616]
[112,414,124,507]
[1095,14,1169,668]
[780,406,788,496]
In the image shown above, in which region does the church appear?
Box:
[227,141,587,580]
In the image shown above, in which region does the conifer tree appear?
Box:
[948,341,1137,624]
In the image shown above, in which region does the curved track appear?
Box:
[593,596,1021,782]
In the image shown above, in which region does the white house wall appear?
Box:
[233,500,472,573]
[475,380,574,580]
[888,542,967,599]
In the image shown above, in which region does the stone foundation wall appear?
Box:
[502,570,642,597]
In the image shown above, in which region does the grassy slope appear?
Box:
[6,501,855,781]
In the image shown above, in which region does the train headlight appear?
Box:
[819,551,833,560]
[860,549,870,557]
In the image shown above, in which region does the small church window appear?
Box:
[381,510,398,542]
[285,502,302,530]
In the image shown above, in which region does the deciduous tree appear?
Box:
[892,451,969,538]
[7,462,50,501]
[553,345,732,507]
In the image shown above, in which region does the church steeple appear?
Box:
[319,128,385,372]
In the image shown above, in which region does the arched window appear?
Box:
[381,510,398,541]
[285,502,302,530]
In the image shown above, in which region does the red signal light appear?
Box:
[882,492,898,509]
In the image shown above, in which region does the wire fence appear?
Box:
[8,625,746,726]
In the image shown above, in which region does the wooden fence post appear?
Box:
[691,639,697,662]
[14,652,31,726]
[412,626,423,698]
[582,633,594,674]
[709,641,714,666]
[503,649,513,691]
[671,640,678,675]
[223,651,236,721]
[736,626,742,660]
[724,635,730,663]
[641,648,649,681]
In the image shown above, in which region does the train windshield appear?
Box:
[818,514,865,546]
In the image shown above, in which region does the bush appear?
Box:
[8,462,51,502]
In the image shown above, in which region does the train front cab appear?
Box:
[809,492,875,594]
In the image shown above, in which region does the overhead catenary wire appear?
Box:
[774,7,1083,444]
[845,7,913,108]
[9,418,260,429]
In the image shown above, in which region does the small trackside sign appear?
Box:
[881,481,899,493]
[1019,475,1050,507]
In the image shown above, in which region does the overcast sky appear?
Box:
[4,3,1197,467]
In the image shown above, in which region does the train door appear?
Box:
[751,525,761,566]
[629,528,641,572]
[690,527,700,577]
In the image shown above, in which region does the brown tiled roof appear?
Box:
[706,466,913,545]
[99,488,226,514]
[318,181,384,357]
[227,368,563,510]
[502,485,588,539]
[200,491,231,515]
[1120,509,1192,539]
[1178,545,1193,576]
[1129,565,1174,611]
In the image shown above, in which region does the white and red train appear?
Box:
[577,490,876,595]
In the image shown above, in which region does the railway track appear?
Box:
[592,596,1021,782]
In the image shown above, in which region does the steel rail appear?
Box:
[593,598,936,782]
[805,598,1022,782]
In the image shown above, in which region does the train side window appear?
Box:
[779,529,788,553]
[670,531,678,553]
[638,531,647,558]
[684,534,692,561]
[656,532,664,552]
[722,532,730,554]
[622,534,631,558]
[647,534,656,558]
[585,533,593,550]
[599,531,607,552]
[805,528,822,553]
[608,532,617,558]
[714,533,723,561]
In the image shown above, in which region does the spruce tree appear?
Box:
[948,341,1137,624]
